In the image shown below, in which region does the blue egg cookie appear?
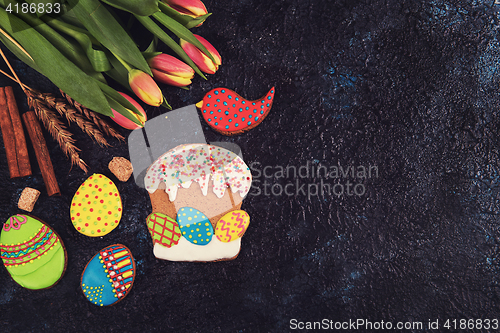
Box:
[81,244,135,306]
[177,207,213,245]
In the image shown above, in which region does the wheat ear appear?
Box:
[26,90,88,173]
[60,89,125,142]
[38,92,110,147]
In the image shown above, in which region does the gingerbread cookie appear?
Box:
[70,174,122,237]
[144,143,252,262]
[81,244,136,306]
[196,87,275,135]
[0,214,67,289]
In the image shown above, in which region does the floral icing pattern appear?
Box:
[0,224,58,266]
[0,214,66,289]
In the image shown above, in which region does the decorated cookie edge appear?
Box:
[80,244,136,307]
[1,214,68,290]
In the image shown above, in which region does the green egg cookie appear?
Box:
[0,214,67,289]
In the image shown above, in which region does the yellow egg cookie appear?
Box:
[70,174,122,237]
[215,210,250,243]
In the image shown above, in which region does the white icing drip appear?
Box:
[144,144,252,200]
[153,237,241,261]
[181,180,192,188]
[195,175,209,196]
[166,185,178,201]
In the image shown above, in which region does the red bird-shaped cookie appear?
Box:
[196,87,275,135]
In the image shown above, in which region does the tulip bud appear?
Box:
[180,35,221,74]
[111,92,147,130]
[128,69,163,106]
[148,54,195,87]
[163,0,207,18]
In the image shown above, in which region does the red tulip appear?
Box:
[110,92,147,130]
[180,34,221,74]
[163,0,207,18]
[148,54,194,87]
[128,69,163,106]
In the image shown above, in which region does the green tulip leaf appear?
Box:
[145,36,158,53]
[0,28,40,72]
[186,13,211,29]
[104,50,132,92]
[134,14,206,79]
[94,79,142,117]
[105,94,142,126]
[0,7,111,113]
[142,51,161,60]
[44,17,111,72]
[161,94,171,110]
[58,4,86,29]
[67,0,152,75]
[24,0,59,18]
[100,0,159,17]
[103,69,127,91]
[3,4,106,77]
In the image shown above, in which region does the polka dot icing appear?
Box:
[70,174,122,237]
[198,87,275,134]
[177,207,213,245]
[81,244,135,306]
[144,144,252,201]
[215,210,250,243]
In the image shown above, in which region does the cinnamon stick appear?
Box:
[5,86,31,177]
[0,87,20,178]
[22,111,60,196]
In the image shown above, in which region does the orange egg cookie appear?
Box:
[70,174,122,237]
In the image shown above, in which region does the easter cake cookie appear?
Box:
[144,143,252,262]
[81,244,136,306]
[0,214,67,289]
[70,174,122,237]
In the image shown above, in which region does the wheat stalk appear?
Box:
[60,89,125,142]
[26,90,88,173]
[36,91,110,147]
[0,52,89,172]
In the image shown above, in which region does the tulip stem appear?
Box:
[112,52,134,72]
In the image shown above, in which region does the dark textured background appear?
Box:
[1,0,500,332]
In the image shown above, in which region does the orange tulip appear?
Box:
[180,34,221,74]
[129,69,163,106]
[110,92,147,130]
[148,54,194,87]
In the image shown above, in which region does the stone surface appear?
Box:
[1,0,500,331]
